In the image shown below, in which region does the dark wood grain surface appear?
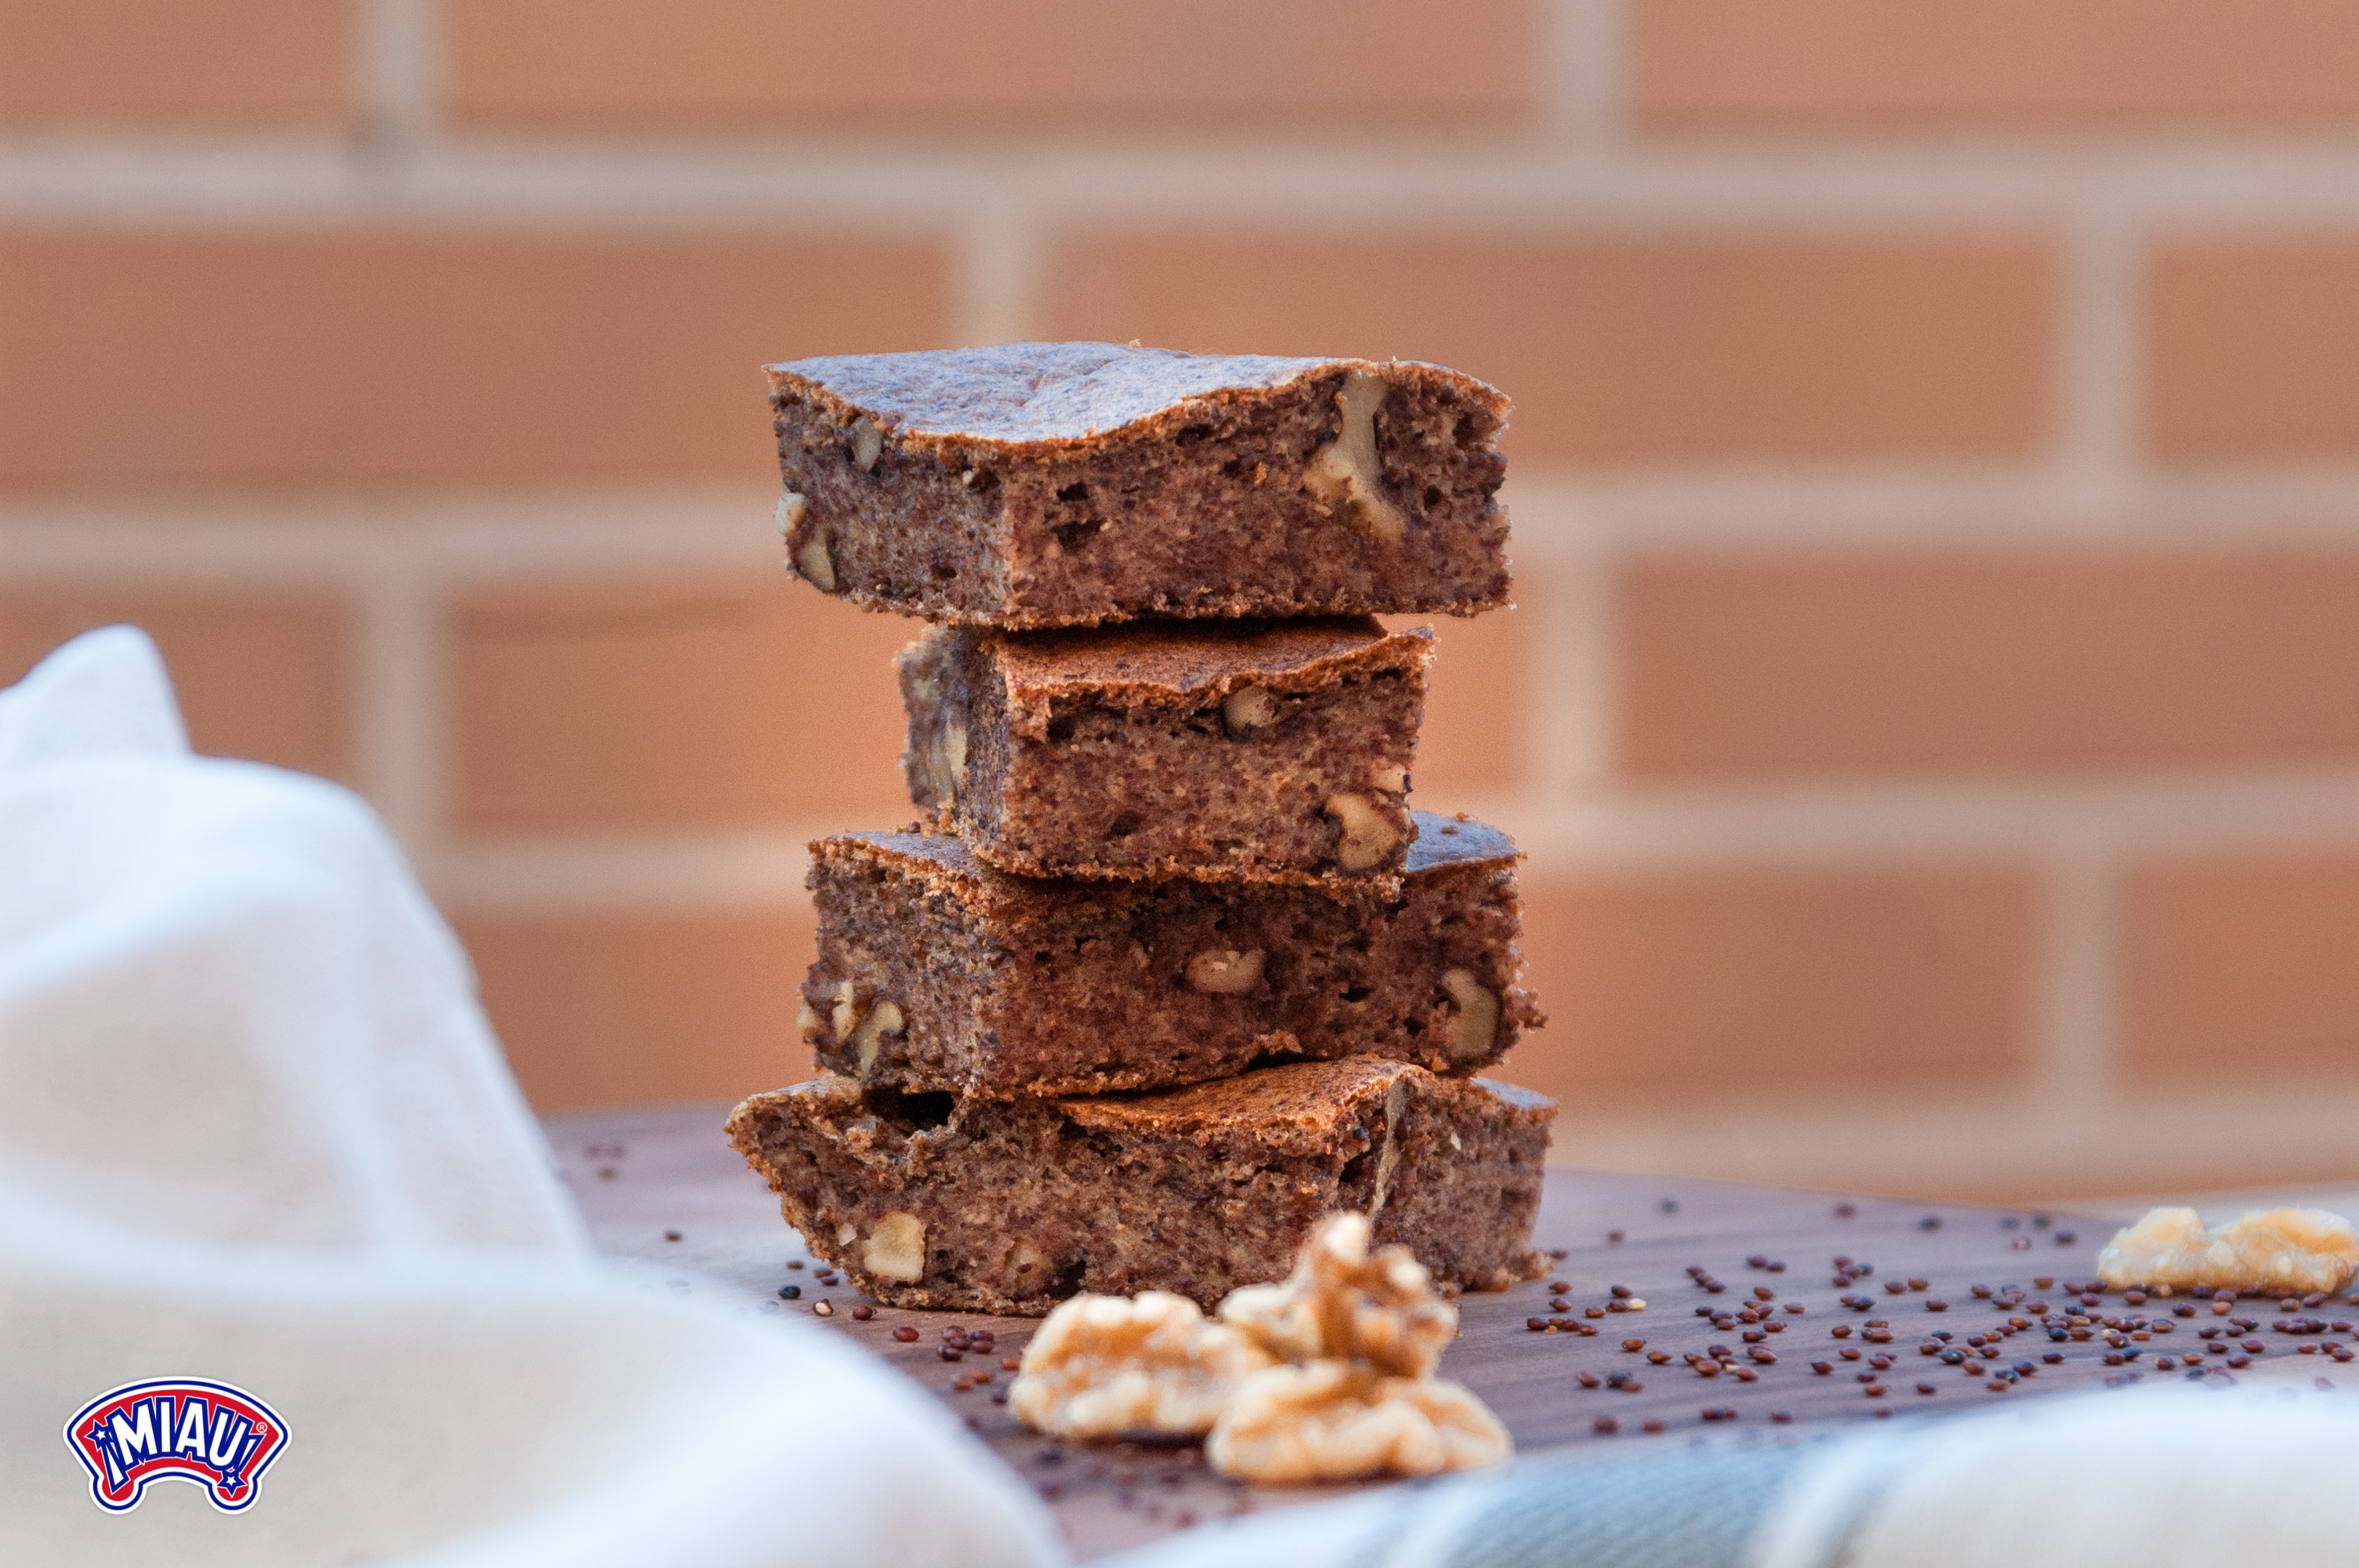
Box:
[550,1104,2349,1561]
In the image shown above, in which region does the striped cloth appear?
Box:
[1110,1378,2359,1568]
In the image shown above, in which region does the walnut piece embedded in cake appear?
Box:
[1205,1361,1508,1484]
[2095,1205,2359,1294]
[1009,1291,1275,1439]
[1219,1213,1456,1379]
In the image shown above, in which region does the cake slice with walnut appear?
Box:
[770,341,1511,627]
[900,615,1430,887]
[799,811,1543,1100]
[725,1057,1553,1315]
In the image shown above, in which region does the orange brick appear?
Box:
[1499,864,2037,1111]
[2123,853,2359,1083]
[1634,0,2359,131]
[1045,232,2054,465]
[0,586,354,779]
[453,570,918,835]
[1621,551,2359,781]
[2149,238,2359,463]
[459,906,816,1112]
[0,0,351,129]
[1384,601,1537,802]
[0,230,951,495]
[448,0,1535,132]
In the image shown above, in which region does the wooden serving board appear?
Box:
[551,1105,2332,1561]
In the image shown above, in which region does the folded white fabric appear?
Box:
[0,629,1060,1567]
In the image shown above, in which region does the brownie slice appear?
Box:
[725,1058,1554,1315]
[801,811,1543,1098]
[769,342,1510,627]
[900,615,1430,887]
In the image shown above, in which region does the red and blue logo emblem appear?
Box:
[64,1379,291,1513]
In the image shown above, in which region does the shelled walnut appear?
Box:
[1220,1212,1456,1377]
[2097,1205,2359,1294]
[1009,1291,1274,1439]
[1206,1360,1508,1484]
[1010,1214,1508,1483]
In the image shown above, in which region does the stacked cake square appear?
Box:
[728,343,1554,1316]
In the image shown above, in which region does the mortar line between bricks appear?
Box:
[19,139,2359,227]
[2032,846,2118,1118]
[28,472,2359,575]
[357,0,442,157]
[407,768,2359,916]
[1500,771,2359,872]
[419,831,817,914]
[1551,1089,2359,1195]
[353,548,449,854]
[954,199,1045,347]
[1506,471,2359,554]
[1541,0,1628,151]
[1529,533,1617,797]
[2053,200,2146,492]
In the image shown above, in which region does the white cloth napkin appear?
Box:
[0,628,1061,1567]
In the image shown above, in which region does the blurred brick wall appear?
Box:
[9,0,2359,1203]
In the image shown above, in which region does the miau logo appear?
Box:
[64,1378,291,1514]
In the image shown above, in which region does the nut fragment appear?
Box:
[2097,1206,2359,1294]
[1010,1292,1274,1439]
[1206,1362,1508,1483]
[828,978,857,1043]
[1221,684,1280,737]
[1187,949,1265,996]
[1367,1079,1409,1221]
[794,538,837,592]
[773,492,808,535]
[1369,763,1408,794]
[1302,371,1407,546]
[845,998,904,1074]
[852,417,884,471]
[1325,793,1401,872]
[1440,969,1499,1063]
[862,1210,926,1283]
[925,720,969,803]
[1219,1213,1455,1378]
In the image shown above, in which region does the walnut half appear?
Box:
[1206,1362,1508,1484]
[1010,1292,1275,1439]
[1219,1212,1456,1379]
